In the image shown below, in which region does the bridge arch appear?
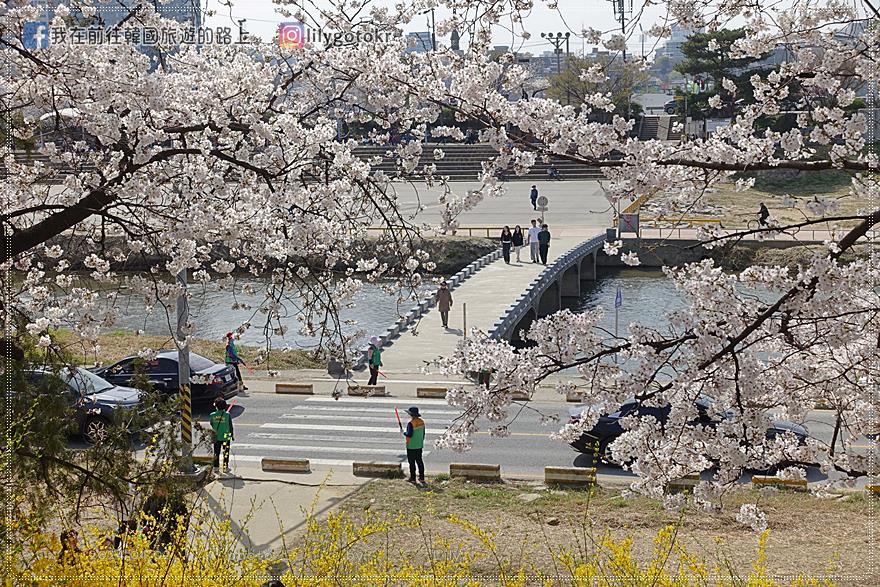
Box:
[580,251,596,281]
[511,307,538,345]
[560,264,580,300]
[537,280,561,317]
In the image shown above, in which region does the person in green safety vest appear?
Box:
[367,336,382,386]
[402,406,425,484]
[210,397,234,473]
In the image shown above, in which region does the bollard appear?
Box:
[545,467,596,489]
[348,385,388,397]
[262,458,310,473]
[276,383,314,395]
[417,387,448,398]
[450,463,502,483]
[353,462,404,478]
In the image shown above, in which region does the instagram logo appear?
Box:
[278,22,305,48]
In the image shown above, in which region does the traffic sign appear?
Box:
[615,286,622,309]
[536,195,548,207]
[537,205,548,212]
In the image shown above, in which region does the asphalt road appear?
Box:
[190,392,875,482]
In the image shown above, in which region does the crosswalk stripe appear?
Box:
[233,443,429,456]
[279,414,456,425]
[249,432,403,445]
[260,423,443,434]
[305,396,451,406]
[288,406,463,416]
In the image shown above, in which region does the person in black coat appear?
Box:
[512,225,524,263]
[500,226,513,264]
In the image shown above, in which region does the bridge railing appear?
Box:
[489,233,607,341]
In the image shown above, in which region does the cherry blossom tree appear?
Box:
[1,0,878,519]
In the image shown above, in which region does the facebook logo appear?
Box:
[23,21,50,49]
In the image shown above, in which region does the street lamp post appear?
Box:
[541,32,571,104]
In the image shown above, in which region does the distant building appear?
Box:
[28,1,202,29]
[654,23,704,64]
[405,31,433,53]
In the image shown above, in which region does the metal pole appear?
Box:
[463,302,467,338]
[614,305,619,364]
[176,268,193,472]
[431,8,436,51]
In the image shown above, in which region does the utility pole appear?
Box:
[176,268,193,473]
[542,32,571,104]
[428,8,436,51]
[608,0,633,118]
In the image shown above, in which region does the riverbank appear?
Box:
[55,330,323,369]
[44,234,497,276]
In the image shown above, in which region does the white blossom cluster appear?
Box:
[2,1,878,504]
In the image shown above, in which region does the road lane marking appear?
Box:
[250,432,403,445]
[260,423,443,434]
[305,396,451,406]
[233,443,429,456]
[286,406,463,416]
[279,414,456,424]
[306,378,469,385]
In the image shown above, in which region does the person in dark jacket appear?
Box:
[758,202,770,226]
[538,224,551,265]
[512,225,524,263]
[500,226,513,264]
[529,185,538,210]
[367,336,382,385]
[402,406,425,484]
[435,281,453,328]
[225,332,248,391]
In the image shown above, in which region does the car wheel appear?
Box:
[84,416,110,444]
[598,437,625,467]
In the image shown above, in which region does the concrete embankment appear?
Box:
[598,239,868,270]
[43,234,497,276]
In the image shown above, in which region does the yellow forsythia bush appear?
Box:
[5,506,836,586]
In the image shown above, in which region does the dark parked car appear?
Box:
[27,367,143,443]
[664,99,679,114]
[569,396,809,466]
[94,350,239,403]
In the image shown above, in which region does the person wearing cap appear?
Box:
[210,396,234,473]
[402,406,425,484]
[225,332,247,391]
[435,281,453,328]
[367,336,383,386]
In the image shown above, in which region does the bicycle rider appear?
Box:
[758,202,770,227]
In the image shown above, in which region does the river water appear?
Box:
[105,269,679,349]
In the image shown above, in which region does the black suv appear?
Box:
[93,350,239,403]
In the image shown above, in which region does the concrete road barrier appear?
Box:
[511,390,531,401]
[450,463,502,483]
[417,386,448,398]
[262,458,311,473]
[751,476,807,491]
[353,462,404,478]
[348,385,389,397]
[193,455,214,465]
[544,466,596,489]
[666,474,701,493]
[565,391,584,403]
[867,484,880,497]
[276,382,314,395]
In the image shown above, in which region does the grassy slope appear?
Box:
[54,330,323,370]
[339,478,875,579]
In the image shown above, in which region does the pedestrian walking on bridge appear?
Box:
[500,226,513,264]
[225,332,248,391]
[538,224,551,265]
[512,225,524,262]
[530,185,538,210]
[527,219,540,264]
[402,406,425,484]
[435,281,453,328]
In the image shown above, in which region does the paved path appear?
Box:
[379,233,584,374]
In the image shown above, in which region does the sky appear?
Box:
[203,0,670,57]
